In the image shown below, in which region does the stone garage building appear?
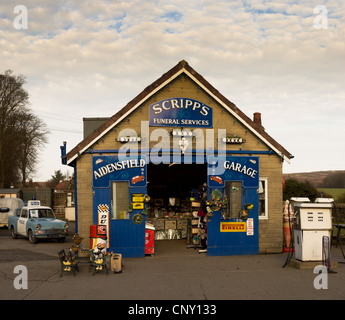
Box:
[62,60,293,257]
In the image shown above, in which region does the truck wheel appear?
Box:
[10,226,17,239]
[28,230,37,244]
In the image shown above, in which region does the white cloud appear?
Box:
[1,0,344,180]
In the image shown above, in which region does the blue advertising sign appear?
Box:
[208,156,259,188]
[149,97,213,128]
[93,155,147,188]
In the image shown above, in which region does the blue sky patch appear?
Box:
[161,11,183,22]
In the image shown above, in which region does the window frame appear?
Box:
[224,180,242,219]
[258,177,268,220]
[110,181,129,220]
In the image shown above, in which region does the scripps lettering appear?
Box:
[149,98,213,128]
[152,98,210,116]
[94,159,146,180]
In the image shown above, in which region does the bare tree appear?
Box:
[0,70,28,187]
[16,111,49,186]
[0,70,48,187]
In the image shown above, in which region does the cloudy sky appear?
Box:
[1,0,344,182]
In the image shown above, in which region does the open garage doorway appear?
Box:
[146,163,207,255]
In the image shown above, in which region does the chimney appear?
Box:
[253,112,262,127]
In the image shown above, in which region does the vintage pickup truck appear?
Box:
[8,200,68,244]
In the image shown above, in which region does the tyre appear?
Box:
[28,229,37,244]
[10,226,17,239]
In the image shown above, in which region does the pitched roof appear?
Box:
[54,180,71,191]
[66,60,293,165]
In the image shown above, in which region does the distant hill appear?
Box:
[283,170,345,188]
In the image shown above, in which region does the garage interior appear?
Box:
[147,163,207,203]
[146,163,208,252]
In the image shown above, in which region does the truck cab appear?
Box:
[8,200,68,244]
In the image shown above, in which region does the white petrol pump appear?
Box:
[292,198,333,262]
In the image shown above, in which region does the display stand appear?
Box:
[186,201,207,250]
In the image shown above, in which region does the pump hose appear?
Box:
[282,206,294,268]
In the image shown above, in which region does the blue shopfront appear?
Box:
[91,152,259,258]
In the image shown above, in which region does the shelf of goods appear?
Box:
[147,198,207,245]
[149,217,189,240]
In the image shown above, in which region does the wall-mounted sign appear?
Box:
[132,213,144,225]
[93,155,146,188]
[132,194,144,203]
[97,204,109,247]
[220,222,246,232]
[218,136,246,144]
[132,203,144,210]
[246,218,254,236]
[149,98,213,128]
[97,204,109,225]
[208,156,259,188]
[116,136,142,143]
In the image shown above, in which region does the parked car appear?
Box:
[0,198,25,228]
[8,200,68,243]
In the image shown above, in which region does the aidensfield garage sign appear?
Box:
[149,98,213,128]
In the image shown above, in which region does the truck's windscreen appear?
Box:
[29,209,55,219]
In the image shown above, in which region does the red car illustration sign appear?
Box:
[131,175,145,185]
[210,176,223,184]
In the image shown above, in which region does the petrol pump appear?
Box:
[292,198,333,262]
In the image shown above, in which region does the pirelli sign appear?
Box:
[220,222,246,232]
